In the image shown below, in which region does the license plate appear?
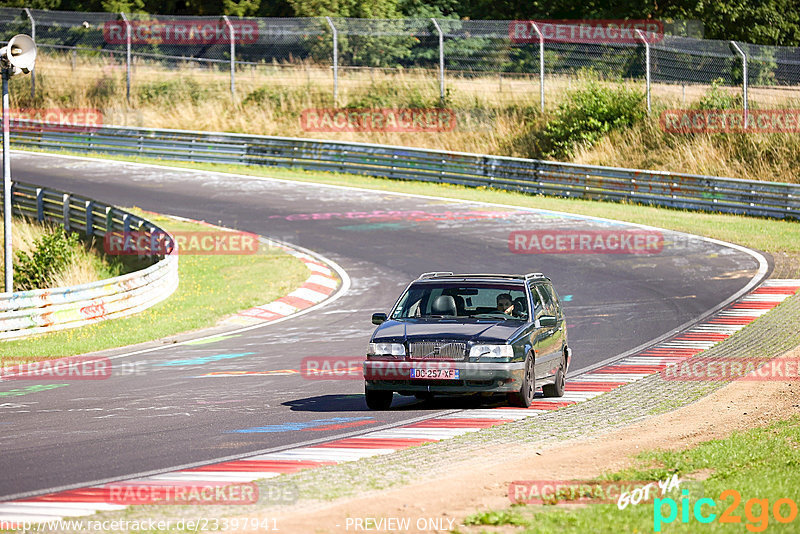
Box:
[410,368,460,380]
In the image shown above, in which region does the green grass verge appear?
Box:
[2,210,310,359]
[18,148,800,257]
[461,415,800,533]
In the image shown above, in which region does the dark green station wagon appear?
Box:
[363,272,571,410]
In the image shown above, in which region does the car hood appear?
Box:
[372,319,522,344]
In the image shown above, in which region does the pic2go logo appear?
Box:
[654,489,799,532]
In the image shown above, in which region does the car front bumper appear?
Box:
[363,360,526,394]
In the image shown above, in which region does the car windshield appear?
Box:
[391,282,529,321]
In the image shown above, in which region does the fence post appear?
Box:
[730,41,748,129]
[325,16,338,105]
[120,13,131,105]
[431,18,445,105]
[222,16,236,98]
[636,29,651,114]
[531,22,544,112]
[24,8,35,101]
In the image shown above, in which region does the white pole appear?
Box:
[24,8,35,101]
[636,29,651,114]
[431,18,444,105]
[325,16,338,104]
[121,13,131,105]
[730,41,748,129]
[531,22,544,112]
[2,69,11,292]
[223,16,235,98]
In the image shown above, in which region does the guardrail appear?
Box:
[0,180,178,340]
[9,122,800,219]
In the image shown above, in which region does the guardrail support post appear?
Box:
[24,8,35,101]
[731,41,748,129]
[105,206,113,233]
[62,193,70,232]
[431,18,445,105]
[530,22,544,112]
[85,200,94,236]
[636,29,651,114]
[222,16,236,99]
[325,16,338,105]
[36,187,44,222]
[120,13,132,105]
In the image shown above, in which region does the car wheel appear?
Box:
[543,360,566,398]
[365,385,393,410]
[508,353,535,407]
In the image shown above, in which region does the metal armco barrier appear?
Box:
[10,122,800,220]
[0,180,178,340]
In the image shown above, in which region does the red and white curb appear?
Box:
[221,239,341,327]
[1,279,798,525]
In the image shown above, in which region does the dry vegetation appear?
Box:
[9,52,800,183]
[0,218,110,290]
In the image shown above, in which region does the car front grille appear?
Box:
[408,341,466,361]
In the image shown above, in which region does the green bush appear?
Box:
[344,82,443,110]
[535,81,646,159]
[137,78,206,105]
[693,78,744,110]
[14,227,81,291]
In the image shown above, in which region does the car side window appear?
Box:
[547,283,563,318]
[529,285,544,319]
[536,284,557,316]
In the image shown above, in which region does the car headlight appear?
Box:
[469,344,514,361]
[368,342,406,357]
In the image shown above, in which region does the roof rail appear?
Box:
[418,271,454,279]
[417,273,534,281]
[524,272,546,280]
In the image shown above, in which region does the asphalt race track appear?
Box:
[0,152,768,499]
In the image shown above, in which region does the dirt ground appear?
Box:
[247,348,800,533]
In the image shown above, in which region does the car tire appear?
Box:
[508,353,535,408]
[365,386,393,410]
[542,360,566,397]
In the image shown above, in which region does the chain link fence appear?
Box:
[1,7,799,112]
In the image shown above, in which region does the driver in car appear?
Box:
[496,293,514,315]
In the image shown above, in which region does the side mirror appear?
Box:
[539,315,557,327]
[372,312,387,325]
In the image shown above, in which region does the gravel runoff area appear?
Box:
[60,254,800,532]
